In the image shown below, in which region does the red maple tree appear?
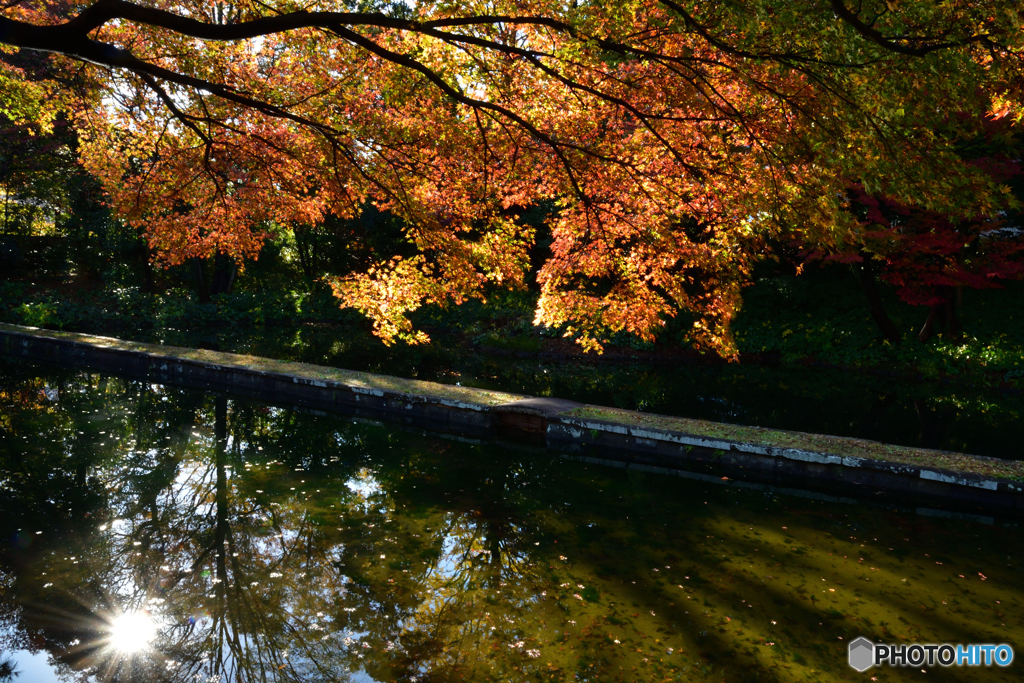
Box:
[805,119,1024,341]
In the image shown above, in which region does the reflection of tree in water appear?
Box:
[110,397,564,682]
[0,368,555,682]
[0,569,22,681]
[326,441,567,682]
[0,368,130,681]
[89,396,365,682]
[7,363,1022,682]
[0,371,358,681]
[1,371,580,681]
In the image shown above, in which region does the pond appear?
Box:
[0,359,1022,682]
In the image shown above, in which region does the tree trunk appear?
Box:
[209,251,237,296]
[857,392,894,441]
[917,304,940,342]
[918,286,959,342]
[853,253,901,343]
[193,258,210,303]
[913,398,949,450]
[136,236,155,293]
[295,229,312,279]
[2,182,9,235]
[944,285,961,338]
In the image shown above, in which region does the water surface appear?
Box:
[0,360,1021,682]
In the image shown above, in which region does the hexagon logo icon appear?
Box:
[848,637,874,672]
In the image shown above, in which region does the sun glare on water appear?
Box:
[108,611,158,653]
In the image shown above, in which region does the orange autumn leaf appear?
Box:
[2,0,1022,354]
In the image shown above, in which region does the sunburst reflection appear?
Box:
[106,611,158,654]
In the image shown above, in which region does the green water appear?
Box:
[0,360,1022,682]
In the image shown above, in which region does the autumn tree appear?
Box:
[803,118,1024,343]
[1,0,1022,355]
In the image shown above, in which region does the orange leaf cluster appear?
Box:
[3,0,1022,354]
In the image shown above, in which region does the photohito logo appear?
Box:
[848,637,1014,671]
[849,637,874,672]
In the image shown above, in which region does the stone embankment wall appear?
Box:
[2,323,1021,513]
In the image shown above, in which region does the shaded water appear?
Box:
[0,359,1022,682]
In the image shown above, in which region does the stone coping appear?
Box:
[563,406,1024,483]
[0,323,523,407]
[1,323,1021,492]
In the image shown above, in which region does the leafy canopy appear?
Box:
[1,0,1022,354]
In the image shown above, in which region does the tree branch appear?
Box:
[828,0,991,56]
